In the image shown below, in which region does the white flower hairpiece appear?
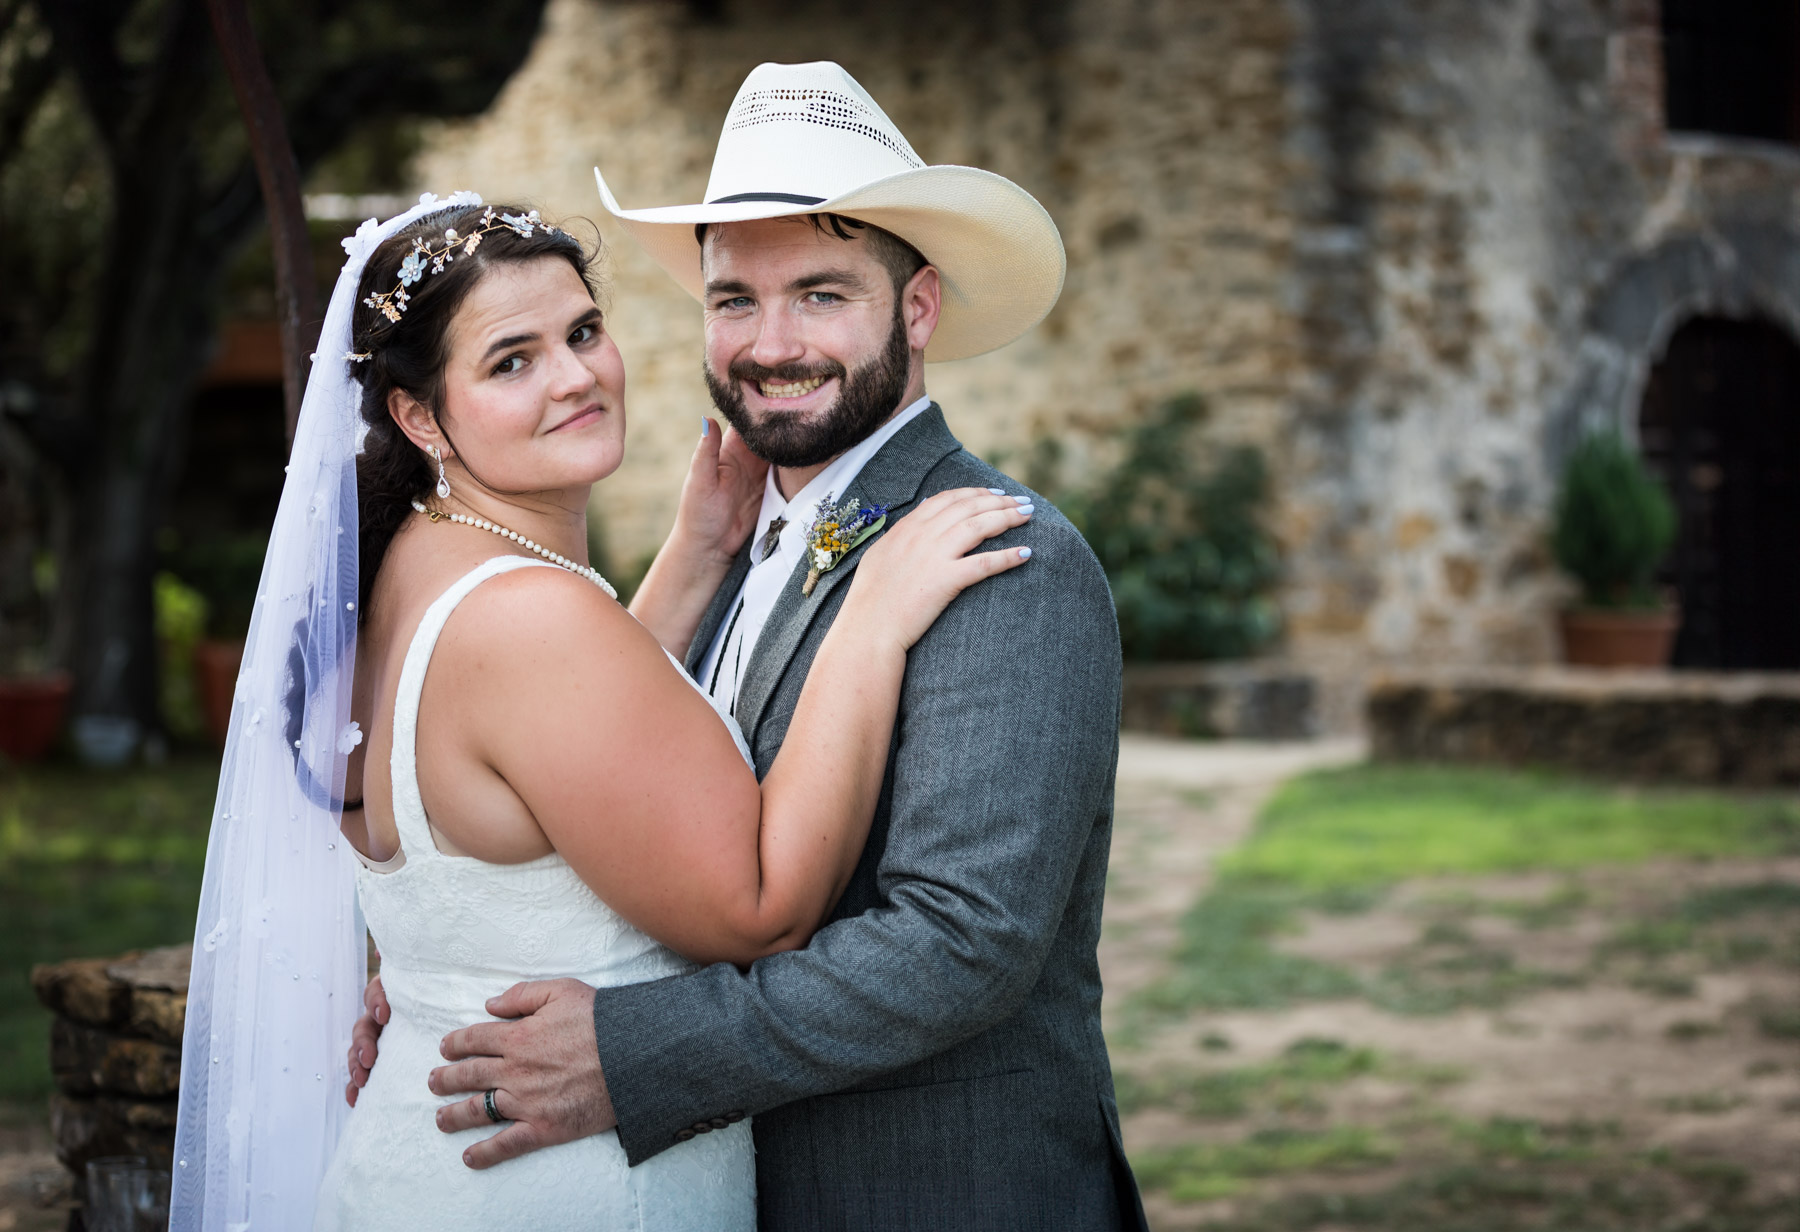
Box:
[360,205,564,324]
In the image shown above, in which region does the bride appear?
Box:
[168,193,1032,1230]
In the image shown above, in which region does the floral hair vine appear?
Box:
[357,206,566,331]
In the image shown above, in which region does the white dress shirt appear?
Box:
[697,394,934,711]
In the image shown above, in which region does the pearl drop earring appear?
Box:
[431,445,451,500]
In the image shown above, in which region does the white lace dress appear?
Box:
[314,557,755,1230]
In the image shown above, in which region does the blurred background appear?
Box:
[1,1,1797,1228]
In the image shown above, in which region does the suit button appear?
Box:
[693,1121,712,1134]
[675,1128,696,1142]
[725,1111,744,1123]
[709,1117,729,1130]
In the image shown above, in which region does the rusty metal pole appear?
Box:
[205,0,316,451]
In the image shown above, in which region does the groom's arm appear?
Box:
[593,507,1121,1165]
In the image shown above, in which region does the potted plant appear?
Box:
[0,549,69,763]
[0,669,71,763]
[169,535,266,747]
[1551,430,1679,667]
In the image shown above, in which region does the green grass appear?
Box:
[1194,1156,1786,1232]
[1132,1125,1396,1202]
[1116,1037,1390,1119]
[0,756,217,1100]
[1133,764,1800,1022]
[1176,1119,1794,1232]
[1222,765,1800,887]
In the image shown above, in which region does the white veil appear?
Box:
[171,192,482,1232]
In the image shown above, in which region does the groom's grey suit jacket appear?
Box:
[593,407,1147,1230]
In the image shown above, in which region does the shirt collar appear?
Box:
[751,394,933,564]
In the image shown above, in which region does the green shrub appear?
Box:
[1026,393,1282,660]
[1551,431,1676,609]
[161,532,267,639]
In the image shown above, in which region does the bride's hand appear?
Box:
[671,418,768,564]
[844,488,1036,653]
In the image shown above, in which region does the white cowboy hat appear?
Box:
[594,60,1066,362]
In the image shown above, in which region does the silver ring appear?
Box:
[484,1088,504,1123]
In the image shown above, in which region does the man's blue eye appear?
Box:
[808,292,840,304]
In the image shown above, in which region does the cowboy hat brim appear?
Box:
[595,164,1065,363]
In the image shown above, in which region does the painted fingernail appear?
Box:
[1017,504,1034,516]
[1018,547,1033,560]
[701,417,710,437]
[987,488,1005,495]
[1012,495,1032,504]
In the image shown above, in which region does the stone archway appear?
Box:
[1547,222,1800,670]
[1547,226,1800,464]
[1640,316,1800,669]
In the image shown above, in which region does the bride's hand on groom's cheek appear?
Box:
[673,418,767,563]
[428,977,617,1169]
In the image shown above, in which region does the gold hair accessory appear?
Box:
[361,207,564,323]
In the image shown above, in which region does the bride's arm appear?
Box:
[627,419,765,655]
[468,489,1032,967]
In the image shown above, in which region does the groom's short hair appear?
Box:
[695,214,928,295]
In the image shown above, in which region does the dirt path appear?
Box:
[1102,738,1800,1231]
[0,1110,67,1232]
[1101,736,1367,1016]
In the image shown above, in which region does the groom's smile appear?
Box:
[699,217,922,475]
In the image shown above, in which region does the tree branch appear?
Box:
[206,0,315,448]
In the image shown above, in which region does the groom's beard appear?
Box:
[704,307,911,469]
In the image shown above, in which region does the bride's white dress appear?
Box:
[314,556,755,1230]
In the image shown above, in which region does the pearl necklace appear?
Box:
[410,499,617,598]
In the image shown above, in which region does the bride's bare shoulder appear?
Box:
[439,561,660,670]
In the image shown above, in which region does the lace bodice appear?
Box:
[314,556,754,1230]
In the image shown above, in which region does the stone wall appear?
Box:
[411,0,1301,575]
[408,0,1800,671]
[1369,667,1800,785]
[31,947,187,1175]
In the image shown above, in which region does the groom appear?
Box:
[353,62,1146,1228]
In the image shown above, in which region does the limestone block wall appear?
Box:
[410,0,1301,579]
[1278,0,1656,668]
[410,0,1800,669]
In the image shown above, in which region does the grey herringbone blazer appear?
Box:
[592,407,1147,1230]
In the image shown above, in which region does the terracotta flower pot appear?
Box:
[1558,606,1680,668]
[192,639,246,749]
[0,671,72,762]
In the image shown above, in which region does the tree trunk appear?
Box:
[64,165,242,731]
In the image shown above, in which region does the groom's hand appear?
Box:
[344,974,390,1108]
[429,978,617,1169]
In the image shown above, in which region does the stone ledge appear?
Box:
[31,946,189,1176]
[1368,668,1800,785]
[1121,662,1322,740]
[31,947,187,1047]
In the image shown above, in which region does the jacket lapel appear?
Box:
[683,544,754,676]
[733,405,962,746]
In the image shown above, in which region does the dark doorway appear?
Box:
[1639,317,1800,670]
[1662,0,1800,144]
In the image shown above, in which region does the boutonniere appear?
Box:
[802,493,888,596]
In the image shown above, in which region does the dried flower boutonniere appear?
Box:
[801,494,888,596]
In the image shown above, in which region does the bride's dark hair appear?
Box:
[348,204,599,622]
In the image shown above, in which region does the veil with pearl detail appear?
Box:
[170,192,483,1232]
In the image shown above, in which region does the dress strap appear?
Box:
[390,556,558,861]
